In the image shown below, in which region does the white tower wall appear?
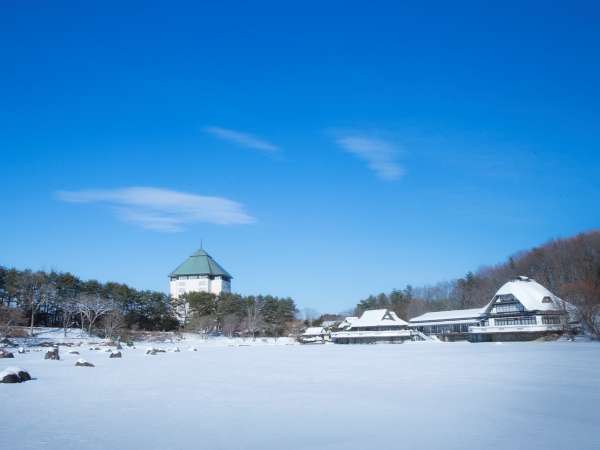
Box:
[170,275,231,299]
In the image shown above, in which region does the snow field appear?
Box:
[1,341,599,450]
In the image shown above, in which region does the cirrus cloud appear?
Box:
[56,187,255,232]
[335,133,404,181]
[204,125,280,154]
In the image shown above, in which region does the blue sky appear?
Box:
[1,1,599,313]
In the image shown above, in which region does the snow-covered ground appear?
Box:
[7,327,98,346]
[5,327,297,347]
[1,340,599,450]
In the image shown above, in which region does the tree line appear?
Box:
[353,230,600,337]
[0,267,179,338]
[354,287,414,321]
[179,291,298,339]
[0,266,300,340]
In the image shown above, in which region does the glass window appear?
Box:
[494,303,525,313]
[495,316,536,326]
[542,316,561,325]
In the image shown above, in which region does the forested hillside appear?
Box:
[180,291,298,338]
[0,267,298,339]
[355,230,600,336]
[0,268,179,337]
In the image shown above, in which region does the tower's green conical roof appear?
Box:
[169,248,232,279]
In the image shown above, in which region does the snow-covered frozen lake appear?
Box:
[1,341,599,450]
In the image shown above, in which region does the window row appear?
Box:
[494,317,537,326]
[494,303,524,313]
[421,323,471,334]
[542,316,562,325]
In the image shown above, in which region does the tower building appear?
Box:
[169,248,232,299]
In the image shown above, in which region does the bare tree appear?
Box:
[0,304,24,337]
[103,309,124,340]
[77,293,114,335]
[222,313,240,338]
[61,300,79,337]
[244,300,263,340]
[19,271,56,336]
[187,315,215,338]
[563,274,600,338]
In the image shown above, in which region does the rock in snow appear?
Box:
[109,351,122,358]
[145,347,166,355]
[0,349,15,358]
[44,348,60,360]
[75,359,95,367]
[68,350,80,355]
[0,337,16,347]
[0,367,31,383]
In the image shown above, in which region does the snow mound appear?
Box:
[0,366,31,383]
[0,349,15,358]
[145,347,166,355]
[75,359,95,367]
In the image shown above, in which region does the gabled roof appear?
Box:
[338,317,358,329]
[350,309,408,328]
[484,276,566,313]
[169,248,232,279]
[303,327,326,336]
[409,307,484,324]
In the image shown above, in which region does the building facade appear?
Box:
[169,248,232,299]
[468,276,570,342]
[331,309,415,344]
[409,308,484,341]
[299,327,327,344]
[408,277,573,342]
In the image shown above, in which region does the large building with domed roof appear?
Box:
[169,248,232,299]
[408,276,576,342]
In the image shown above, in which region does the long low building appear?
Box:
[409,307,484,341]
[408,276,574,342]
[331,309,416,344]
[298,327,327,344]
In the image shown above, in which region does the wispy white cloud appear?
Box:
[335,134,404,181]
[204,125,280,154]
[56,187,255,232]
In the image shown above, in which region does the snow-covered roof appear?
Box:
[350,309,408,328]
[303,327,326,336]
[338,317,358,329]
[409,308,484,324]
[485,277,567,313]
